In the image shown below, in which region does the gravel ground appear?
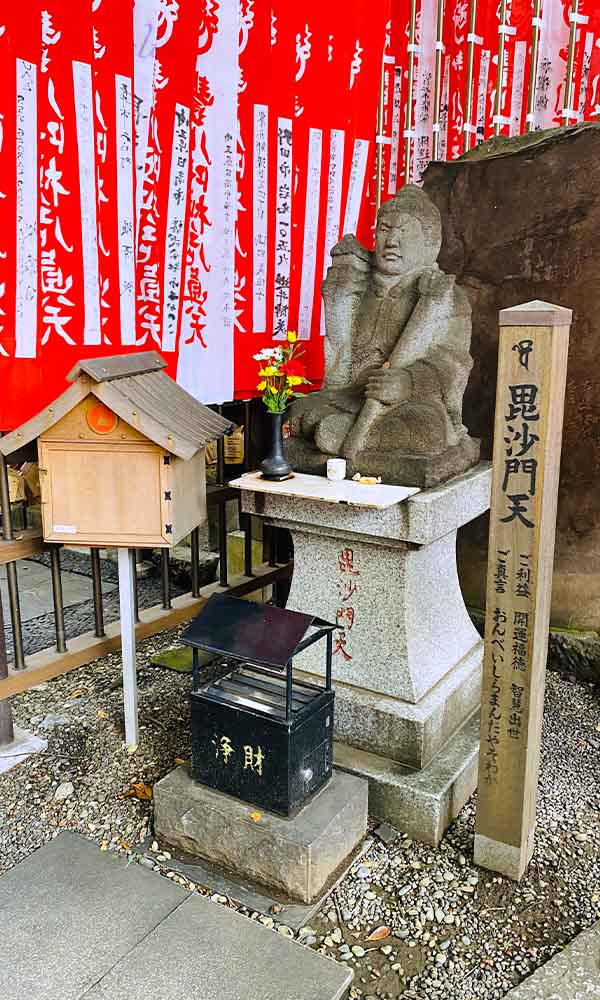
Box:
[0,624,599,1000]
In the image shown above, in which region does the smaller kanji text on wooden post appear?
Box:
[475,300,571,881]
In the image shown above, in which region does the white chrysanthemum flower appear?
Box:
[253,346,284,362]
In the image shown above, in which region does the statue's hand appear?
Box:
[365,368,412,406]
[324,236,371,298]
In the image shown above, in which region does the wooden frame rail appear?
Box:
[0,528,45,566]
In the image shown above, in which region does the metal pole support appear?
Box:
[118,548,139,751]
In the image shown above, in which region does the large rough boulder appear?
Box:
[423,124,600,630]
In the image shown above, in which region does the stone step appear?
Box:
[0,832,352,1000]
[333,711,480,846]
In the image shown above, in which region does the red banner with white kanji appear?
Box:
[1,1,600,431]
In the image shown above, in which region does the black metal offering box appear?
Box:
[183,594,336,817]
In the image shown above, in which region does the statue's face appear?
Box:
[375,211,425,276]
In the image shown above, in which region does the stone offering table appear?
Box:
[232,464,492,844]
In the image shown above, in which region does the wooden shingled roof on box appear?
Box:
[0,352,234,459]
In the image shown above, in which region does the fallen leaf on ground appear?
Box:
[70,689,84,698]
[174,756,188,765]
[249,810,262,823]
[121,782,153,801]
[367,926,391,942]
[97,709,109,720]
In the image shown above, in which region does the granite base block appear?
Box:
[297,640,482,769]
[333,712,480,846]
[241,464,491,704]
[154,767,368,904]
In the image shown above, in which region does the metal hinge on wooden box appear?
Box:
[182,594,337,817]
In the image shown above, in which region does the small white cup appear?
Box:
[327,458,347,481]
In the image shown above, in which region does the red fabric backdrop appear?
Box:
[0,1,597,430]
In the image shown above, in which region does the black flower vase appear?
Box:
[260,411,292,480]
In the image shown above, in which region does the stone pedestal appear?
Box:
[233,463,492,844]
[154,766,368,903]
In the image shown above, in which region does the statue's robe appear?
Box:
[292,251,473,457]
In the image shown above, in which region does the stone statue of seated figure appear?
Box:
[287,185,480,488]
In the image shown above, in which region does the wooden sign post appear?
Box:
[475,300,571,881]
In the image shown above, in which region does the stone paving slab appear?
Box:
[504,920,600,999]
[0,832,188,1000]
[84,890,352,1000]
[0,831,353,1000]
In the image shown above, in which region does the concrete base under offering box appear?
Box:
[233,464,492,845]
[154,767,368,904]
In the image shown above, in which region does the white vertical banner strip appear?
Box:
[15,59,37,359]
[438,58,450,161]
[343,138,369,237]
[177,3,238,404]
[388,67,403,194]
[476,51,491,143]
[533,2,570,129]
[252,103,268,333]
[298,128,322,341]
[510,41,527,136]
[320,128,345,335]
[115,74,136,346]
[73,61,101,346]
[323,129,345,266]
[162,104,191,353]
[577,31,594,120]
[272,116,293,341]
[411,0,437,184]
[134,0,160,238]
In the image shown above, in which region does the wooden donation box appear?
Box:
[183,594,337,816]
[0,352,233,549]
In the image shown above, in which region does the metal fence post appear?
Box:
[90,548,106,637]
[0,452,25,669]
[0,593,14,746]
[50,546,67,653]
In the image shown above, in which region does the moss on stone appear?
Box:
[456,122,600,163]
[150,647,194,673]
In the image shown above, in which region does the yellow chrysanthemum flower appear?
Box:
[287,330,298,343]
[259,366,277,377]
[286,375,303,386]
[269,385,277,394]
[257,380,267,390]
